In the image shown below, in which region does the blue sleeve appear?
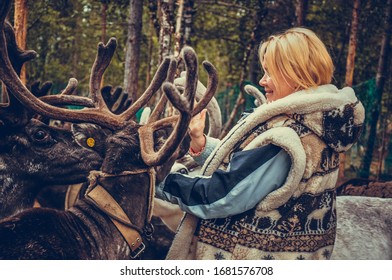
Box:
[191,136,220,166]
[156,144,291,219]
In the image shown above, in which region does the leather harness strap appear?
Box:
[84,169,156,259]
[85,184,145,258]
[64,183,84,210]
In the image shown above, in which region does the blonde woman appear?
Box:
[157,27,365,260]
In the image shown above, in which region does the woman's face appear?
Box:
[259,59,297,103]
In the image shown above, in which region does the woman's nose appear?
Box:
[259,74,267,87]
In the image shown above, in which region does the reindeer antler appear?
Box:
[139,47,218,166]
[147,58,178,122]
[101,86,132,114]
[3,21,36,76]
[36,78,96,107]
[139,47,197,166]
[0,5,37,127]
[191,61,218,116]
[30,81,53,98]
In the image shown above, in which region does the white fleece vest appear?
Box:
[167,85,365,260]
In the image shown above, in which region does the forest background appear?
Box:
[8,0,392,184]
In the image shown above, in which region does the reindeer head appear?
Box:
[0,99,104,218]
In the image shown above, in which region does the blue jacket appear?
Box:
[156,143,291,219]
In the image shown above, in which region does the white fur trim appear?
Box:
[166,213,198,259]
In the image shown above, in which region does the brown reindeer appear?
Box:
[0,0,218,259]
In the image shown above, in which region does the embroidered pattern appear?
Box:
[196,190,337,256]
[214,252,225,260]
[322,103,363,151]
[286,120,311,137]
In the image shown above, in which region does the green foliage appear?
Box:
[192,0,262,89]
[25,0,130,94]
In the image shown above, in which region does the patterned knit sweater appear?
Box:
[166,84,365,260]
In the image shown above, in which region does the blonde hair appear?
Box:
[258,27,334,92]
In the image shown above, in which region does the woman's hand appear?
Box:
[174,71,208,154]
[189,109,207,153]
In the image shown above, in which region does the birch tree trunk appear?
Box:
[124,0,143,102]
[152,0,175,106]
[361,0,392,178]
[14,0,28,84]
[338,0,360,185]
[158,0,175,63]
[174,0,185,58]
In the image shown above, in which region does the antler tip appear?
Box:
[21,50,38,61]
[182,50,198,73]
[162,56,171,64]
[69,77,78,85]
[108,37,117,45]
[181,46,195,54]
[202,61,216,73]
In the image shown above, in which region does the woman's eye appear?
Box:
[33,129,48,141]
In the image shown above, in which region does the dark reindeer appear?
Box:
[0,0,218,259]
[0,20,103,220]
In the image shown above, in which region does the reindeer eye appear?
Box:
[32,129,48,141]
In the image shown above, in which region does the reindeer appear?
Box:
[305,193,332,232]
[252,210,282,231]
[0,19,103,220]
[0,0,218,259]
